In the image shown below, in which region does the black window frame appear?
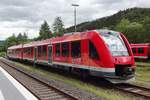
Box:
[24,47,32,55]
[71,41,81,58]
[42,45,47,56]
[138,48,144,54]
[62,42,69,57]
[89,41,99,60]
[55,43,61,56]
[38,46,42,57]
[132,48,136,54]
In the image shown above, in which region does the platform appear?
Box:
[0,66,38,100]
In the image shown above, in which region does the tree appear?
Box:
[115,19,145,43]
[115,19,130,32]
[16,33,29,44]
[5,34,18,48]
[125,22,144,43]
[22,32,28,43]
[0,41,5,52]
[17,33,23,44]
[52,17,65,37]
[143,16,150,33]
[23,32,28,40]
[5,32,29,49]
[39,21,51,40]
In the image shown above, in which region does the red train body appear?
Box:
[7,30,136,83]
[131,43,150,60]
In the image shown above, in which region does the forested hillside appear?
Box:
[0,41,4,46]
[66,7,150,43]
[0,41,5,52]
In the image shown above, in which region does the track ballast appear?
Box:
[0,58,78,100]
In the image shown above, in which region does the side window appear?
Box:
[42,45,47,56]
[89,41,99,60]
[149,47,150,56]
[62,42,69,57]
[28,48,32,55]
[38,46,42,57]
[56,43,60,56]
[138,48,144,54]
[71,41,81,58]
[132,48,136,54]
[16,49,19,54]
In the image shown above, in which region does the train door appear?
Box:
[48,45,52,64]
[34,47,37,63]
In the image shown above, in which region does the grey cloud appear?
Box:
[0,0,40,7]
[0,0,149,40]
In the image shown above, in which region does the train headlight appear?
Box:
[124,67,133,75]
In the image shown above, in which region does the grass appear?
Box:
[132,62,150,88]
[0,52,6,57]
[136,62,150,67]
[10,60,140,100]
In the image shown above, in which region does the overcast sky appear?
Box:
[0,0,150,40]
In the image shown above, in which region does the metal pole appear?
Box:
[72,4,79,32]
[74,7,76,32]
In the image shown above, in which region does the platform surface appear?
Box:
[0,66,38,100]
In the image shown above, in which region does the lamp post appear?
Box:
[72,4,79,32]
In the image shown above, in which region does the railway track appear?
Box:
[114,83,150,99]
[0,59,78,100]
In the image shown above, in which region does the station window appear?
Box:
[56,43,60,56]
[62,42,69,57]
[89,41,99,60]
[132,48,136,54]
[138,48,144,54]
[71,41,81,58]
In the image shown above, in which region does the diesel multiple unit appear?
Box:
[7,30,136,83]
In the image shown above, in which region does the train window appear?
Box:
[71,41,81,58]
[62,42,69,57]
[56,43,60,56]
[42,45,47,56]
[89,41,99,60]
[15,49,20,54]
[132,48,136,54]
[24,48,32,55]
[38,46,42,57]
[37,46,47,57]
[138,48,144,54]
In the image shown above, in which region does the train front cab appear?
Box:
[50,30,135,83]
[96,30,135,83]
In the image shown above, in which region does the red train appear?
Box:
[131,43,150,60]
[7,30,136,83]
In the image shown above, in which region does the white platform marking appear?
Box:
[0,66,38,100]
[0,89,5,100]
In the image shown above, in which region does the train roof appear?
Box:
[23,30,98,48]
[8,44,23,50]
[130,43,150,47]
[8,29,122,49]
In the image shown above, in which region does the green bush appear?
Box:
[0,52,6,57]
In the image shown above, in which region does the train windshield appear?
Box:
[99,30,129,56]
